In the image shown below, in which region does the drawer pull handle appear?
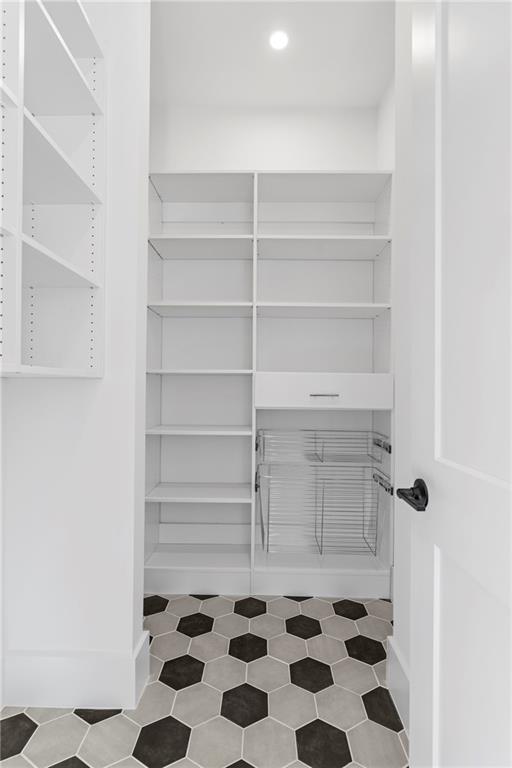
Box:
[309,393,340,398]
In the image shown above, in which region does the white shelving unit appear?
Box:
[144,171,393,595]
[1,0,105,377]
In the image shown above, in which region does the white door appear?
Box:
[394,2,511,766]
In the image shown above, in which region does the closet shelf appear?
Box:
[145,544,250,572]
[1,223,17,237]
[147,369,253,376]
[0,81,18,108]
[43,0,103,59]
[254,548,387,574]
[1,365,100,378]
[24,0,103,116]
[256,302,391,319]
[146,482,252,504]
[146,425,252,436]
[148,301,252,318]
[23,110,102,204]
[22,234,100,288]
[257,235,391,261]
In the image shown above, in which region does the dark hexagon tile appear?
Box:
[144,595,169,616]
[290,657,333,693]
[234,597,266,619]
[284,596,311,602]
[190,594,219,601]
[50,759,89,768]
[177,613,214,637]
[363,686,404,732]
[227,762,254,768]
[221,683,268,727]
[0,714,38,760]
[332,599,368,621]
[229,633,267,663]
[345,635,386,665]
[133,715,190,768]
[74,708,121,725]
[159,655,204,690]
[296,719,352,768]
[286,615,321,639]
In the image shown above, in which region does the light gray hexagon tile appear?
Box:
[269,684,316,729]
[150,630,190,661]
[144,611,179,637]
[250,613,285,639]
[123,681,175,726]
[189,632,228,662]
[247,656,289,692]
[356,615,392,641]
[148,654,163,683]
[109,758,145,767]
[267,597,298,619]
[200,596,234,618]
[1,706,25,719]
[213,612,249,638]
[243,717,296,768]
[78,714,139,768]
[332,657,379,694]
[23,713,88,768]
[348,719,408,768]
[399,729,409,756]
[306,634,347,664]
[188,716,242,768]
[366,599,393,622]
[166,596,202,617]
[203,655,246,691]
[316,685,366,730]
[374,659,388,687]
[172,682,221,726]
[1,756,34,766]
[268,633,307,663]
[300,598,334,620]
[24,708,71,724]
[321,614,359,641]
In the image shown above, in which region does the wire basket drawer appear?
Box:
[257,429,391,466]
[257,463,391,555]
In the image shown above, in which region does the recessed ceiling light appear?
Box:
[269,30,289,51]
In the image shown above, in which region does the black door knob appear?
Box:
[396,478,429,511]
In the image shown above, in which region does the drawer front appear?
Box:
[255,373,393,410]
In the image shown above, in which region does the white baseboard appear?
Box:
[145,568,251,595]
[253,569,391,598]
[387,635,410,732]
[3,631,150,709]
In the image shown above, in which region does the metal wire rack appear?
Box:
[256,429,392,556]
[256,429,391,465]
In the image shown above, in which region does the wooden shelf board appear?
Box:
[147,369,253,376]
[148,301,252,318]
[0,81,18,108]
[146,482,252,504]
[146,425,252,437]
[256,235,391,261]
[23,111,101,204]
[1,365,100,378]
[22,234,100,288]
[145,544,250,572]
[43,0,103,59]
[256,302,391,319]
[24,0,102,116]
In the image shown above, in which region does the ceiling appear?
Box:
[151,2,395,109]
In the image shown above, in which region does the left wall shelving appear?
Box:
[1,0,105,378]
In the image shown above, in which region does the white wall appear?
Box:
[150,104,378,171]
[377,81,395,169]
[1,2,151,707]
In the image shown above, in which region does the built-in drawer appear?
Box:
[255,372,393,410]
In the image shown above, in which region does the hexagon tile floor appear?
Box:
[1,595,409,768]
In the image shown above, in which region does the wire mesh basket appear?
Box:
[256,429,392,556]
[256,429,391,466]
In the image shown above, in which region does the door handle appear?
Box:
[396,478,429,511]
[309,393,340,398]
